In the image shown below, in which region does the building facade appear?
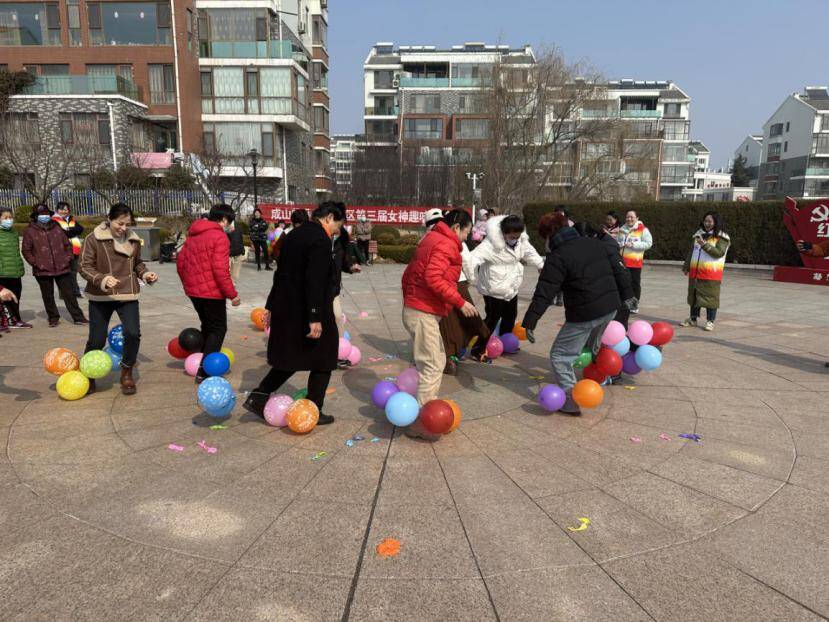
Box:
[733,134,763,183]
[330,133,357,195]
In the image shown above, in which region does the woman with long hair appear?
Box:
[680,211,730,331]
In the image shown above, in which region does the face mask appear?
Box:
[37,215,51,224]
[0,219,12,230]
[506,238,519,248]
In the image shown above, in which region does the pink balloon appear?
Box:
[338,337,353,360]
[628,320,654,346]
[396,367,419,396]
[601,320,626,347]
[184,352,203,376]
[486,335,504,359]
[346,345,361,366]
[263,394,293,427]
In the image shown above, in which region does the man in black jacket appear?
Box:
[522,213,635,415]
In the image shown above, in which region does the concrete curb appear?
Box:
[646,259,775,273]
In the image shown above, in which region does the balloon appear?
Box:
[178,328,204,353]
[628,320,654,346]
[220,347,235,366]
[582,363,607,384]
[573,379,604,408]
[343,330,352,341]
[611,337,631,357]
[56,370,89,401]
[501,333,520,354]
[601,320,626,347]
[371,380,399,408]
[572,349,593,370]
[210,393,236,418]
[251,308,267,331]
[167,337,189,360]
[650,321,674,346]
[538,384,566,412]
[396,367,419,396]
[419,399,455,434]
[108,325,124,354]
[292,388,308,401]
[265,326,270,338]
[184,352,203,377]
[346,345,362,366]
[338,337,353,360]
[43,347,79,376]
[197,376,234,414]
[384,391,420,427]
[264,394,293,427]
[444,399,462,432]
[203,352,231,377]
[79,350,113,379]
[486,335,504,359]
[595,348,623,377]
[286,399,320,433]
[622,352,641,375]
[512,324,527,341]
[104,346,122,368]
[634,344,663,371]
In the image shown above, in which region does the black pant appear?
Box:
[628,268,642,302]
[357,239,370,263]
[0,277,22,321]
[190,297,227,376]
[66,256,81,297]
[85,300,140,367]
[256,368,332,412]
[252,240,271,268]
[483,295,518,337]
[691,306,717,322]
[35,274,86,322]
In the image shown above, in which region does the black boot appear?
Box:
[317,413,335,425]
[242,390,269,418]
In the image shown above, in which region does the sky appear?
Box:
[327,0,827,168]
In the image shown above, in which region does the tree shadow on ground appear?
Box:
[681,334,826,374]
[0,366,41,401]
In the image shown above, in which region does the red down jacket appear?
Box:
[402,221,465,316]
[177,219,238,300]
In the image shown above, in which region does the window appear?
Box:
[768,142,782,157]
[455,118,490,140]
[200,71,212,97]
[770,123,784,137]
[822,115,829,132]
[450,63,492,85]
[582,142,614,160]
[88,2,172,46]
[311,63,327,90]
[261,130,274,158]
[312,15,326,46]
[148,64,175,104]
[201,122,280,163]
[404,118,442,140]
[98,117,111,144]
[58,112,110,145]
[374,70,394,89]
[313,106,329,133]
[254,16,267,41]
[0,3,61,45]
[663,103,682,118]
[786,121,790,132]
[186,8,193,50]
[67,0,82,45]
[784,141,788,153]
[662,120,689,140]
[663,144,688,162]
[459,95,486,114]
[202,130,215,153]
[814,135,829,155]
[411,94,440,113]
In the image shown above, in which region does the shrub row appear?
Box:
[378,244,417,264]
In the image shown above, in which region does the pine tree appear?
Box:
[731,154,751,187]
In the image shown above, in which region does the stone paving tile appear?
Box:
[486,448,595,499]
[298,452,384,505]
[792,429,829,459]
[378,453,455,508]
[693,417,794,453]
[529,436,642,487]
[678,435,794,481]
[789,455,829,495]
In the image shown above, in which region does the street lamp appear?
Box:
[466,171,485,223]
[248,148,259,213]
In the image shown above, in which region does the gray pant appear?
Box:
[550,310,617,392]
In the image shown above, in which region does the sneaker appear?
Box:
[704,321,715,332]
[242,390,269,418]
[679,318,697,327]
[559,396,582,416]
[337,359,351,370]
[10,321,33,329]
[73,318,89,325]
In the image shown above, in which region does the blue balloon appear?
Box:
[203,352,231,377]
[611,337,631,357]
[634,344,662,371]
[104,346,122,368]
[108,324,124,354]
[209,392,236,418]
[384,391,420,427]
[198,376,234,414]
[343,330,352,341]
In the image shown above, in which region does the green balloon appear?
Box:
[292,388,308,400]
[79,350,113,379]
[573,349,593,370]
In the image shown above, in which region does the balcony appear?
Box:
[200,40,298,60]
[806,167,829,176]
[24,75,143,103]
[365,106,399,117]
[451,77,490,87]
[399,77,450,88]
[581,109,617,119]
[621,109,662,119]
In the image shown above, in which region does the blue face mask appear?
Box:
[37,215,51,225]
[506,238,519,248]
[0,219,12,230]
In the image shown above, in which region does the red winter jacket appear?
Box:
[177,219,238,300]
[402,221,465,316]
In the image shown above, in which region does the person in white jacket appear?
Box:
[465,215,544,354]
[615,210,653,313]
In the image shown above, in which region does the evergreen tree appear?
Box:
[731,154,751,187]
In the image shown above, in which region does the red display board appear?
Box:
[775,197,829,285]
[259,204,455,226]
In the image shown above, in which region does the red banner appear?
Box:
[259,204,455,226]
[775,197,829,285]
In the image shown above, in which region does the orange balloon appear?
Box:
[286,399,319,434]
[572,379,604,409]
[250,307,267,331]
[43,348,80,376]
[444,399,462,433]
[512,324,527,341]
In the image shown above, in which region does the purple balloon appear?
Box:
[501,332,520,354]
[371,380,399,408]
[622,351,641,375]
[396,367,419,396]
[538,384,566,412]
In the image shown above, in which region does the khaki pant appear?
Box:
[402,306,445,406]
[229,254,245,284]
[333,295,344,335]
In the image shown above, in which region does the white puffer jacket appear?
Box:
[464,215,544,300]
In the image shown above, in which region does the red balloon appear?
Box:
[419,399,455,434]
[650,321,675,346]
[582,363,607,384]
[167,337,189,360]
[595,347,623,377]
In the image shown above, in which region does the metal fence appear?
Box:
[0,189,210,216]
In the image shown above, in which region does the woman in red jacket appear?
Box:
[177,204,241,382]
[402,209,478,439]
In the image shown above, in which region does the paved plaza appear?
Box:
[1,261,829,621]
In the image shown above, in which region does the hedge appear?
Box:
[378,244,416,263]
[523,201,801,267]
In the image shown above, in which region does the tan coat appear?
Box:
[79,223,148,301]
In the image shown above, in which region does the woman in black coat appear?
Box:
[243,202,344,424]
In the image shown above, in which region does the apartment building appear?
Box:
[330,133,357,194]
[754,87,829,200]
[733,134,763,183]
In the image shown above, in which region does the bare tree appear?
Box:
[192,136,259,211]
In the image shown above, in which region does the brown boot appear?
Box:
[120,365,136,395]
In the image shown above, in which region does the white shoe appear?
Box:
[704,321,714,331]
[679,318,697,327]
[630,307,640,314]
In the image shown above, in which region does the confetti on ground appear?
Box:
[624,386,637,391]
[345,439,355,447]
[528,375,545,381]
[368,357,384,363]
[167,443,185,453]
[679,433,702,443]
[326,387,336,395]
[659,433,671,441]
[371,437,380,443]
[197,440,218,454]
[209,424,228,430]
[353,434,365,441]
[629,436,642,443]
[240,335,248,341]
[311,451,327,461]
[567,517,591,532]
[359,312,369,318]
[376,538,401,557]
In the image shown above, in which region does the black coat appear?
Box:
[227,227,245,257]
[265,221,337,372]
[331,228,355,297]
[249,217,269,242]
[523,227,633,328]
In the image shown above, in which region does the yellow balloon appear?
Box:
[56,370,90,401]
[220,347,235,366]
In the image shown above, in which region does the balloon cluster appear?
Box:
[261,394,320,434]
[338,332,361,366]
[44,325,124,400]
[168,328,234,380]
[482,323,527,361]
[370,368,462,434]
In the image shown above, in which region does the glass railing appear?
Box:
[399,77,450,88]
[202,40,296,59]
[451,77,490,87]
[621,109,662,118]
[365,106,398,116]
[25,75,143,102]
[581,109,617,118]
[806,167,829,176]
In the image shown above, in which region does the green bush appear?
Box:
[13,205,32,224]
[371,225,401,242]
[523,200,801,267]
[376,232,397,245]
[400,233,420,246]
[378,244,416,263]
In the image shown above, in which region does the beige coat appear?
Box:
[79,223,148,301]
